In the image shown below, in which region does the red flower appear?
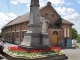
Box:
[39,50,43,52]
[33,50,37,53]
[30,50,34,53]
[55,47,61,52]
[25,50,28,53]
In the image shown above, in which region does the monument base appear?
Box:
[21,33,42,47]
[20,32,51,51]
[41,33,50,46]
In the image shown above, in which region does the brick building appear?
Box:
[1,2,73,47]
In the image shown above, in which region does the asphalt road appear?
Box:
[63,48,80,60]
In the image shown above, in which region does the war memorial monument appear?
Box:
[3,0,68,60]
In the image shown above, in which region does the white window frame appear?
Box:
[67,28,69,37]
[64,28,66,37]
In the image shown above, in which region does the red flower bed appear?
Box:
[8,45,61,53]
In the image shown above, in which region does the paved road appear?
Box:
[63,48,80,60]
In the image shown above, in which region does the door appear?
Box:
[52,31,58,46]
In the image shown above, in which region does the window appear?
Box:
[16,32,20,38]
[45,13,48,16]
[67,28,69,37]
[5,33,7,40]
[22,31,26,38]
[7,33,10,37]
[64,28,66,37]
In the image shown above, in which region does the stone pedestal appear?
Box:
[21,33,42,47]
[41,33,50,46]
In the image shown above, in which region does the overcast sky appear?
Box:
[0,0,80,34]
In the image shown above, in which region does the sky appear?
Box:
[0,0,80,34]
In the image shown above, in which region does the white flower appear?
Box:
[59,50,64,54]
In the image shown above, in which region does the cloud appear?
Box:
[48,0,65,6]
[0,12,16,30]
[55,7,76,15]
[11,0,30,4]
[55,7,80,34]
[66,3,73,6]
[11,0,19,4]
[64,13,80,22]
[39,0,46,7]
[10,0,65,7]
[7,13,16,20]
[19,0,28,3]
[63,13,80,33]
[78,0,80,4]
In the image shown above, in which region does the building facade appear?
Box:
[1,2,73,47]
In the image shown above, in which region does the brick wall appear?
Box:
[40,2,60,22]
[61,24,72,47]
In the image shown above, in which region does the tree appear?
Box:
[78,34,80,39]
[77,34,80,43]
[72,28,78,39]
[0,32,1,38]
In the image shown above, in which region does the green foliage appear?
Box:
[0,32,1,38]
[77,34,80,43]
[78,34,80,39]
[72,28,78,39]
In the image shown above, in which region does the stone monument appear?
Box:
[21,0,41,47]
[20,0,50,48]
[3,1,68,60]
